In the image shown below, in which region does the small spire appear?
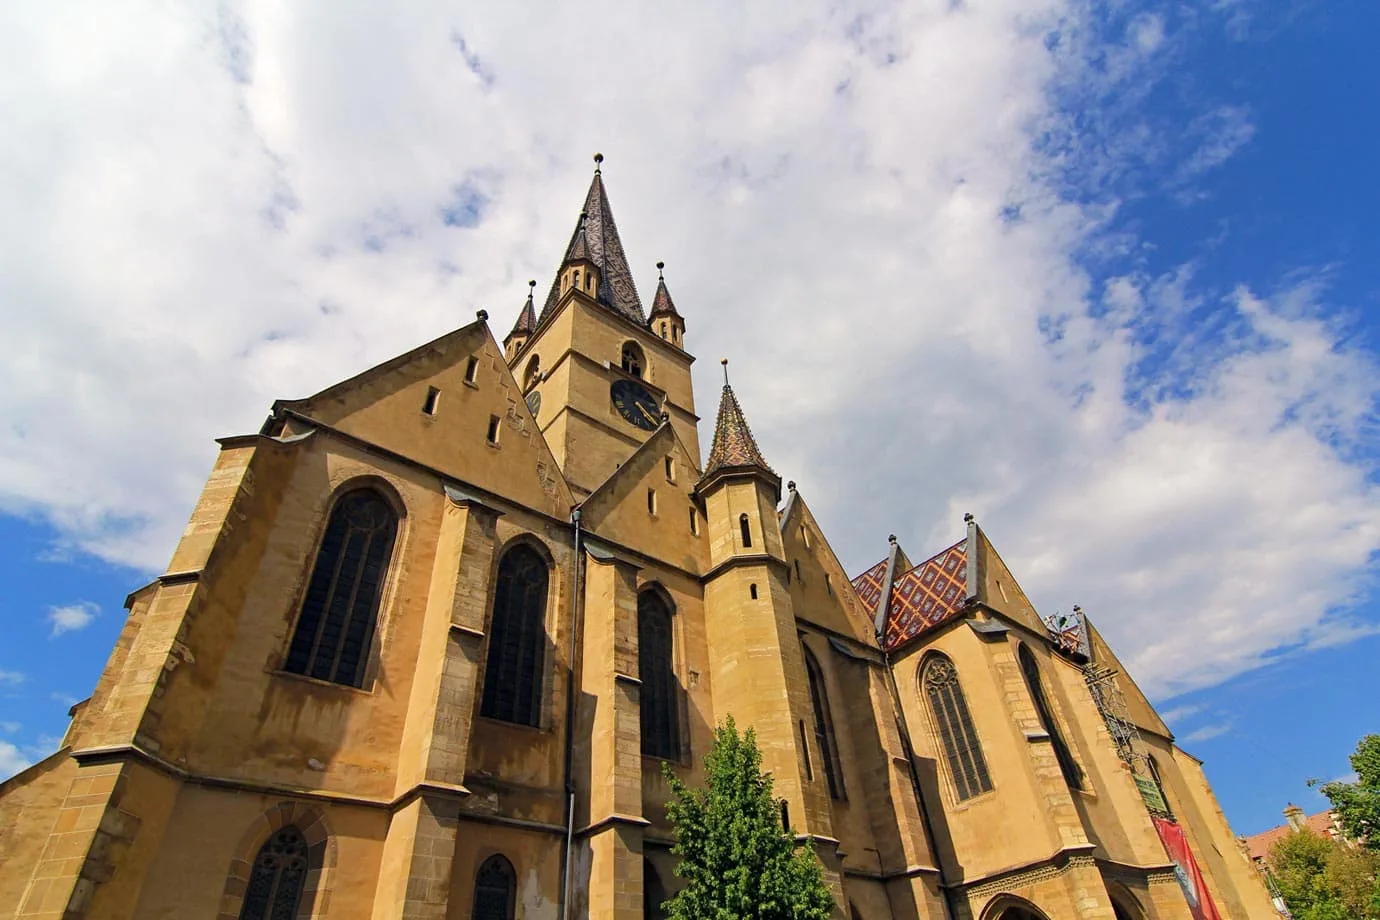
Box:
[702,364,774,478]
[505,281,538,340]
[649,261,681,320]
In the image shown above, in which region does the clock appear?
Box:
[610,379,660,431]
[525,389,542,417]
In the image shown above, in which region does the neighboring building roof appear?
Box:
[540,166,646,325]
[702,377,774,478]
[1244,810,1347,863]
[506,281,538,341]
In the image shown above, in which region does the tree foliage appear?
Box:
[1318,734,1380,852]
[662,717,836,920]
[1268,828,1380,920]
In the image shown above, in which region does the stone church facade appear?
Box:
[0,162,1277,920]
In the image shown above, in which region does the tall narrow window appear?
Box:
[481,545,549,726]
[923,656,993,801]
[422,386,440,415]
[804,648,845,800]
[1146,755,1174,818]
[647,488,657,515]
[486,415,501,445]
[472,855,516,920]
[639,591,681,760]
[464,355,480,384]
[284,489,398,688]
[239,826,307,920]
[739,514,752,548]
[689,508,698,536]
[1018,644,1083,790]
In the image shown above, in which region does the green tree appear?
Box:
[1318,735,1380,851]
[1268,827,1380,920]
[1268,829,1347,920]
[662,717,835,920]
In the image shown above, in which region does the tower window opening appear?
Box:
[486,415,501,445]
[660,323,668,340]
[665,457,675,481]
[647,489,657,515]
[749,583,758,600]
[799,720,813,781]
[585,273,593,291]
[422,386,440,415]
[464,356,479,384]
[825,573,833,597]
[621,341,645,378]
[739,514,752,548]
[573,269,580,290]
[779,799,790,832]
[689,508,698,536]
[523,356,540,390]
[672,326,679,344]
[794,559,802,582]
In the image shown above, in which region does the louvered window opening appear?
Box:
[284,489,397,688]
[923,657,993,801]
[239,826,307,920]
[472,855,516,920]
[639,592,681,760]
[1019,645,1084,791]
[481,545,549,727]
[804,649,845,800]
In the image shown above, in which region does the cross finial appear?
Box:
[593,152,603,173]
[720,357,729,385]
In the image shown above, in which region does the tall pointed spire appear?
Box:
[703,359,774,478]
[540,154,646,324]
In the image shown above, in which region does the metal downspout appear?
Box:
[559,508,584,920]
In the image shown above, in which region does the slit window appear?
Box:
[739,514,752,548]
[689,508,698,536]
[825,573,833,597]
[749,583,758,600]
[464,356,479,384]
[422,386,440,415]
[665,457,675,481]
[799,720,813,781]
[647,489,657,515]
[804,648,845,800]
[486,415,501,445]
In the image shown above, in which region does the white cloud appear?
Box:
[0,741,29,780]
[47,602,99,638]
[0,670,24,686]
[0,721,19,733]
[0,0,1373,703]
[1157,705,1202,726]
[1182,722,1234,744]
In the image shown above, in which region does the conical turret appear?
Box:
[700,360,777,495]
[504,280,538,360]
[648,261,685,347]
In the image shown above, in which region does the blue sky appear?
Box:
[1,0,1377,837]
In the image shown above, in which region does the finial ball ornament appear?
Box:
[476,309,489,322]
[787,481,796,492]
[888,534,897,544]
[963,512,974,523]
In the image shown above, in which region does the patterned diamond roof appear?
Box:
[540,170,646,325]
[703,383,774,477]
[884,540,968,649]
[850,558,889,619]
[1044,609,1090,659]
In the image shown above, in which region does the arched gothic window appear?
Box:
[472,854,516,920]
[481,544,549,726]
[922,656,992,801]
[239,826,307,920]
[284,488,398,688]
[523,355,541,390]
[803,648,845,800]
[621,341,644,378]
[1018,644,1084,790]
[639,591,680,760]
[1146,754,1174,818]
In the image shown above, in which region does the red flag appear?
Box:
[1153,817,1223,920]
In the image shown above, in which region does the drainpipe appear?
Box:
[559,508,584,920]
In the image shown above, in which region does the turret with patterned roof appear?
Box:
[503,280,538,359]
[700,359,778,495]
[648,261,686,347]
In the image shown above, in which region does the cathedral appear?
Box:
[0,159,1278,920]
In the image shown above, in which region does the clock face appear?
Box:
[610,379,660,431]
[525,389,542,417]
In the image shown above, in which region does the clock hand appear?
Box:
[637,403,658,424]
